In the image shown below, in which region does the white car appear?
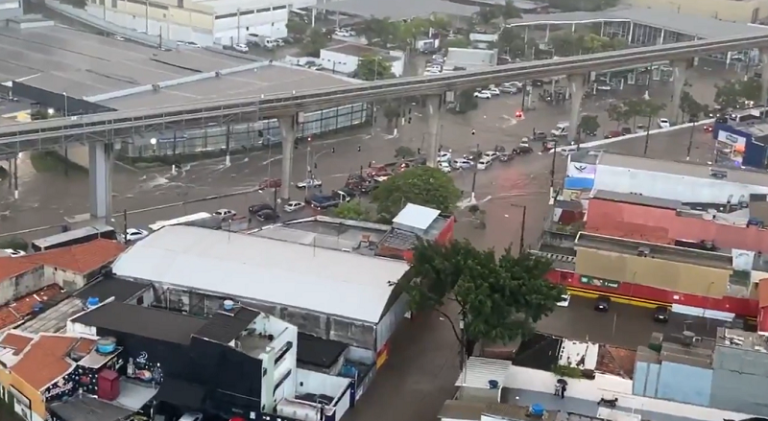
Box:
[334,28,353,37]
[438,161,452,173]
[124,228,149,242]
[179,41,202,48]
[499,85,519,93]
[213,209,237,219]
[2,249,25,257]
[476,157,493,170]
[483,151,500,161]
[284,201,305,212]
[233,43,249,53]
[657,118,670,128]
[451,158,474,169]
[485,87,501,96]
[113,35,125,41]
[296,178,322,189]
[557,293,571,307]
[473,91,492,99]
[437,151,452,162]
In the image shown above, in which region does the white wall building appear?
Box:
[320,43,405,77]
[593,152,768,203]
[85,0,290,46]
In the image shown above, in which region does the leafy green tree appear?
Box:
[453,89,478,114]
[398,18,430,47]
[578,114,600,137]
[624,98,666,128]
[359,17,399,47]
[402,239,565,357]
[333,200,373,221]
[714,79,762,110]
[497,27,527,59]
[383,101,401,124]
[301,28,328,57]
[371,166,461,220]
[394,146,416,159]
[497,0,522,21]
[286,19,309,39]
[357,55,393,81]
[0,237,28,251]
[443,37,471,49]
[679,91,705,123]
[474,6,501,25]
[549,32,581,56]
[606,102,631,128]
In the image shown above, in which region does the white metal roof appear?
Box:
[111,226,409,323]
[393,203,440,231]
[455,357,511,389]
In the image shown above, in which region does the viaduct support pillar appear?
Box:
[279,115,296,201]
[567,74,587,145]
[761,49,768,106]
[88,141,113,222]
[671,59,691,124]
[426,93,443,167]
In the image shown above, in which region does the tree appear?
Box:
[301,28,328,57]
[453,89,479,114]
[606,102,631,128]
[394,146,416,159]
[286,19,309,39]
[399,18,430,48]
[679,90,705,123]
[714,79,763,110]
[333,200,373,221]
[403,240,565,358]
[474,6,501,25]
[443,37,471,49]
[371,166,461,220]
[359,17,399,47]
[546,0,618,11]
[549,32,581,56]
[357,55,393,81]
[624,98,666,128]
[497,0,522,21]
[383,101,401,125]
[497,27,527,59]
[578,114,600,137]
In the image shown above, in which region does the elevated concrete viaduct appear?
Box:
[2,34,768,221]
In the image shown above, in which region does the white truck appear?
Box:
[247,34,280,50]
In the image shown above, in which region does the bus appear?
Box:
[31,224,117,252]
[148,212,214,231]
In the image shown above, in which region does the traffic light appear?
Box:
[357,145,361,152]
[331,147,335,153]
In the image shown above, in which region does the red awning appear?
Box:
[758,279,768,334]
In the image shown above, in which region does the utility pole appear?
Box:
[519,205,526,255]
[686,116,696,160]
[549,140,557,189]
[236,9,241,44]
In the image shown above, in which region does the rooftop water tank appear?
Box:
[223,300,235,310]
[488,380,499,389]
[529,404,545,417]
[96,337,117,355]
[86,297,100,309]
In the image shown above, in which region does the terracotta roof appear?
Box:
[12,335,96,391]
[0,285,63,331]
[0,239,125,281]
[596,345,636,379]
[0,332,34,356]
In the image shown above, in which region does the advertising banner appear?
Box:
[566,162,597,178]
[716,130,747,146]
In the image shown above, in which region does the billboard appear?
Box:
[566,162,597,178]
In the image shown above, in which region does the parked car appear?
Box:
[248,203,275,214]
[283,201,305,212]
[604,130,623,139]
[483,151,500,161]
[594,295,610,312]
[451,158,474,169]
[476,157,493,170]
[620,127,633,135]
[124,228,149,242]
[438,161,452,173]
[653,306,670,323]
[657,118,671,129]
[295,178,323,189]
[437,151,452,162]
[258,178,282,190]
[334,28,354,37]
[2,248,26,257]
[255,209,279,221]
[474,91,492,99]
[485,87,501,96]
[233,43,249,53]
[213,209,236,220]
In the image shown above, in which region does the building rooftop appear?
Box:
[97,64,357,111]
[323,43,400,62]
[193,306,260,344]
[18,276,149,335]
[49,394,134,421]
[597,152,768,188]
[0,239,125,281]
[575,232,734,270]
[297,332,348,369]
[70,302,208,345]
[0,284,63,331]
[112,226,409,323]
[569,150,601,165]
[7,334,95,391]
[314,0,479,19]
[591,190,685,211]
[439,400,556,421]
[505,8,768,39]
[716,327,768,352]
[456,357,512,389]
[595,345,636,378]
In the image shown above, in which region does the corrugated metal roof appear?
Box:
[111,226,409,323]
[455,357,511,389]
[393,203,440,231]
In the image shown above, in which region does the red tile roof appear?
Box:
[0,332,34,355]
[586,198,768,253]
[596,345,636,378]
[12,335,96,391]
[0,284,63,331]
[0,239,125,281]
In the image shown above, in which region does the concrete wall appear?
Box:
[710,368,768,415]
[714,345,768,376]
[574,248,731,296]
[43,267,87,292]
[0,0,22,21]
[634,360,713,407]
[1,267,46,305]
[627,0,768,23]
[593,166,768,203]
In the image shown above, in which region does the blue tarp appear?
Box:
[564,177,594,190]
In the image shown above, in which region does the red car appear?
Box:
[258,178,282,190]
[604,130,622,139]
[703,125,713,133]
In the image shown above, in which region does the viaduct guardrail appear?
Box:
[1,34,768,152]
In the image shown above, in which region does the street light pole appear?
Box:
[510,204,527,255]
[686,117,697,160]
